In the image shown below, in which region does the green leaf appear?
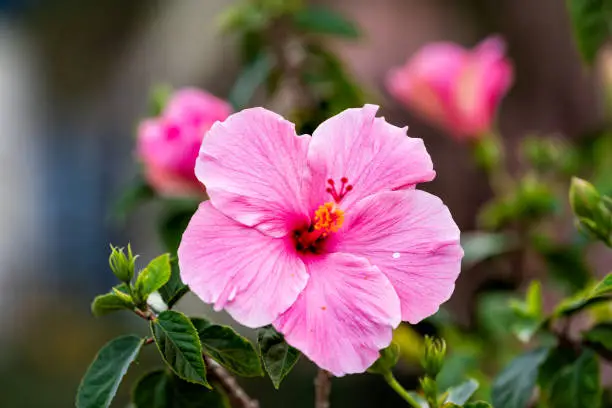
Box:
[110,175,155,222]
[76,335,144,408]
[538,345,580,390]
[584,323,612,350]
[191,317,263,377]
[566,0,612,63]
[293,6,360,38]
[552,272,612,318]
[367,342,400,375]
[461,232,518,268]
[549,349,601,408]
[464,402,493,408]
[91,291,134,317]
[132,370,230,408]
[257,325,300,389]
[509,281,544,342]
[151,310,209,388]
[158,260,189,309]
[229,53,273,110]
[445,378,479,405]
[492,347,550,408]
[134,254,172,304]
[158,202,197,253]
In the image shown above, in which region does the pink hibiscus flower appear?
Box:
[137,88,232,197]
[178,104,463,376]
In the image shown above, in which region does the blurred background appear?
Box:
[0,0,605,406]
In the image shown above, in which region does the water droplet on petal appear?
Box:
[392,252,401,259]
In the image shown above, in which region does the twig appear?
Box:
[205,355,259,408]
[314,369,332,408]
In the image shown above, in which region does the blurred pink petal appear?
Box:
[386,36,513,140]
[335,190,463,323]
[274,253,400,376]
[136,88,231,197]
[178,201,309,328]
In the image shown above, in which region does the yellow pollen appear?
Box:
[313,202,344,234]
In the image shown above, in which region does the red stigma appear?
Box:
[326,177,353,203]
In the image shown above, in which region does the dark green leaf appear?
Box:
[584,323,612,350]
[151,310,209,388]
[76,335,144,408]
[257,325,300,389]
[158,202,197,254]
[461,232,518,268]
[445,378,479,405]
[293,6,360,38]
[492,347,550,408]
[229,53,273,110]
[134,254,172,304]
[110,176,155,222]
[552,272,612,318]
[91,292,134,317]
[538,345,580,390]
[532,237,591,293]
[566,0,612,63]
[367,342,400,375]
[132,370,230,408]
[191,317,263,377]
[549,349,601,408]
[158,260,189,309]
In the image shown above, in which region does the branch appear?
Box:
[314,369,331,408]
[205,355,259,408]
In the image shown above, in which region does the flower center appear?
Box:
[293,177,352,254]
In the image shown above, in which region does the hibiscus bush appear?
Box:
[76,1,612,407]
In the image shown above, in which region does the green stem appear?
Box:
[384,373,422,408]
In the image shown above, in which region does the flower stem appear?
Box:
[205,355,259,408]
[314,369,332,408]
[384,373,422,408]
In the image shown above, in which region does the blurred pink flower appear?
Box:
[136,88,232,196]
[178,105,463,376]
[386,36,513,140]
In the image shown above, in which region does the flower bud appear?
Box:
[109,244,137,283]
[570,177,601,219]
[420,336,446,378]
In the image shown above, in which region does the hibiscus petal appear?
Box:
[335,190,463,324]
[178,201,309,328]
[197,108,311,237]
[274,253,401,376]
[307,105,435,212]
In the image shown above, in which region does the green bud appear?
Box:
[420,336,446,378]
[368,342,400,375]
[570,177,601,219]
[419,376,438,405]
[108,244,137,283]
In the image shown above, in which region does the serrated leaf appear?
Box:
[132,370,230,408]
[191,317,263,377]
[91,292,134,317]
[367,342,400,375]
[293,6,360,38]
[566,0,612,63]
[158,260,188,308]
[257,325,300,389]
[135,254,171,304]
[549,349,601,408]
[229,53,273,110]
[76,335,144,408]
[445,378,479,405]
[492,347,550,408]
[151,310,209,388]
